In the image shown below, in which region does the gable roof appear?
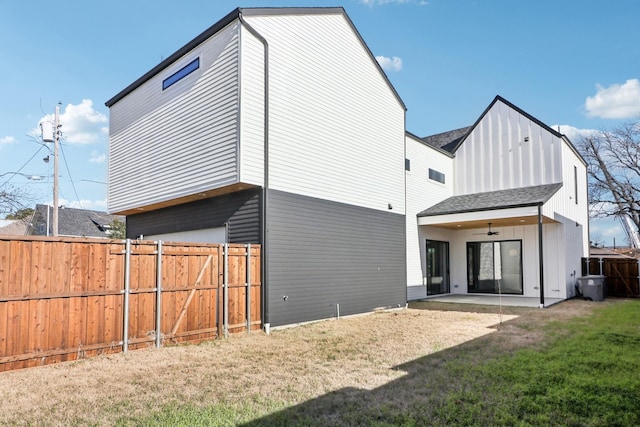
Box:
[105,7,406,111]
[29,204,124,238]
[424,95,586,166]
[417,183,563,217]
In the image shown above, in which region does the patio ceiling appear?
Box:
[420,214,557,230]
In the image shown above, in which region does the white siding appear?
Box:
[541,139,589,298]
[244,13,406,214]
[454,99,563,195]
[239,26,265,186]
[424,224,564,299]
[405,134,454,288]
[108,22,241,213]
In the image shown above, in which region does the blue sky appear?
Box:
[1,0,639,245]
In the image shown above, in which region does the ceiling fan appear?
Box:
[474,222,500,236]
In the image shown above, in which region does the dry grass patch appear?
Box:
[0,299,608,426]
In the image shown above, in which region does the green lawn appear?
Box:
[116,300,640,426]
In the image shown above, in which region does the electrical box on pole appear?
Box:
[40,121,54,143]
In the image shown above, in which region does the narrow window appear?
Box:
[163,58,200,90]
[574,166,578,205]
[428,168,445,184]
[405,158,411,171]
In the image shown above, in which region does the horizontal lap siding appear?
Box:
[266,190,406,327]
[126,188,261,244]
[405,135,454,289]
[245,13,405,215]
[239,26,265,186]
[108,22,241,213]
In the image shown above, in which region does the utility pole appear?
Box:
[52,104,60,236]
[40,103,61,236]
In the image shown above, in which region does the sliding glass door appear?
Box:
[467,240,523,294]
[426,240,450,295]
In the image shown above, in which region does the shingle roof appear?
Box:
[30,204,125,238]
[417,183,563,217]
[0,219,28,236]
[422,126,472,153]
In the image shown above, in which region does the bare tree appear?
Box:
[0,184,33,219]
[578,120,640,233]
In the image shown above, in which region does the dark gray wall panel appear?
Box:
[266,190,406,327]
[126,188,262,243]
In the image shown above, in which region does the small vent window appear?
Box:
[405,159,411,171]
[163,58,200,90]
[429,168,445,184]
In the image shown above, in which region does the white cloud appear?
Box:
[0,136,16,145]
[89,151,106,164]
[376,55,403,72]
[38,99,108,145]
[553,125,598,143]
[585,79,640,119]
[54,198,108,211]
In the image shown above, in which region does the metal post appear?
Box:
[52,104,60,236]
[155,240,163,348]
[599,257,604,276]
[246,244,251,334]
[538,205,545,308]
[123,239,131,353]
[637,259,640,296]
[586,257,590,275]
[224,243,229,338]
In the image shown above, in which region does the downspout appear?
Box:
[538,204,545,308]
[238,12,270,332]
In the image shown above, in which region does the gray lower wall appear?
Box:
[126,188,261,243]
[266,189,407,327]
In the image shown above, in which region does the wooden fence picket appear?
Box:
[0,236,260,372]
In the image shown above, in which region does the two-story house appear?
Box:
[406,96,588,306]
[106,7,588,329]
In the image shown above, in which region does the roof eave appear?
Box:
[105,8,241,107]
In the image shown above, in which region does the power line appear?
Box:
[0,144,48,187]
[59,141,83,210]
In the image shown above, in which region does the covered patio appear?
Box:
[413,183,566,307]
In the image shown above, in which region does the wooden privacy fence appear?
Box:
[581,257,640,298]
[0,236,261,372]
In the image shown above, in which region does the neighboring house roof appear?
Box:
[422,126,472,154]
[29,204,124,238]
[0,219,28,235]
[105,7,406,111]
[417,183,563,217]
[589,247,634,258]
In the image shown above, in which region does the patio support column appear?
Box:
[538,204,545,308]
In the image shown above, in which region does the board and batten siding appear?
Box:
[405,134,454,290]
[126,188,261,244]
[108,21,241,214]
[266,189,406,327]
[244,12,406,215]
[454,99,563,196]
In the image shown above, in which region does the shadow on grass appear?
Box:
[240,299,640,426]
[239,302,533,426]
